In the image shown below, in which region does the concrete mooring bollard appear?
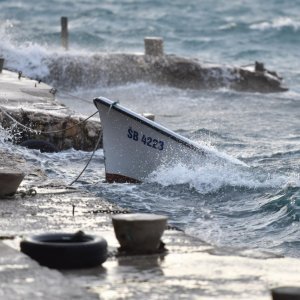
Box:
[0,58,4,73]
[0,169,25,198]
[112,213,168,254]
[61,16,69,50]
[144,37,164,56]
[271,286,300,300]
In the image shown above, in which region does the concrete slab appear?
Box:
[0,70,56,106]
[63,230,300,300]
[0,241,98,300]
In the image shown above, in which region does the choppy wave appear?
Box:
[186,184,300,256]
[148,161,300,194]
[0,22,51,79]
[93,164,300,256]
[250,17,300,31]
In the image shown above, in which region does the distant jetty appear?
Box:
[45,38,287,93]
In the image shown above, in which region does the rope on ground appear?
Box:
[17,188,37,198]
[0,105,98,134]
[69,123,102,186]
[0,106,38,133]
[37,111,98,134]
[86,209,131,214]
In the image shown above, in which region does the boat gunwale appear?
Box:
[93,97,206,156]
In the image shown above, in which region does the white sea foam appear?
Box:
[148,161,300,194]
[250,17,300,31]
[0,24,95,81]
[0,23,49,78]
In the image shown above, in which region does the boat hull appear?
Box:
[94,97,208,183]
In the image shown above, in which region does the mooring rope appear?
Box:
[69,125,102,186]
[0,105,103,185]
[107,100,119,114]
[0,105,98,135]
[0,84,105,187]
[0,106,39,133]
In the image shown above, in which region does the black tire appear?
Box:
[20,232,107,269]
[20,140,58,153]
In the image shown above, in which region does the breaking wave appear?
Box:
[148,161,300,194]
[0,23,97,85]
[0,21,51,79]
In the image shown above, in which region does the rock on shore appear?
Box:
[0,107,101,151]
[0,70,101,151]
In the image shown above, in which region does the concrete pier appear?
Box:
[0,69,299,299]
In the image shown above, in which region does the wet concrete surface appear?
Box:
[80,232,300,300]
[0,70,300,299]
[0,70,56,105]
[0,241,98,300]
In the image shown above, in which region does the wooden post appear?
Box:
[255,61,265,72]
[144,37,164,56]
[0,58,4,73]
[61,16,68,50]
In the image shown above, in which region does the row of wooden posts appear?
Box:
[60,16,164,56]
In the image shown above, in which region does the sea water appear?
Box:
[0,0,299,257]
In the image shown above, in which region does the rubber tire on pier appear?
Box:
[20,139,58,153]
[20,232,107,269]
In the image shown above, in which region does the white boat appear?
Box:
[94,97,243,183]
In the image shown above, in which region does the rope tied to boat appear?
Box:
[107,100,119,114]
[0,103,103,186]
[69,124,102,186]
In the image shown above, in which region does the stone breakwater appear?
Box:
[0,107,101,151]
[0,70,101,151]
[45,53,287,93]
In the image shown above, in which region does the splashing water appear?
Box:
[148,162,300,194]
